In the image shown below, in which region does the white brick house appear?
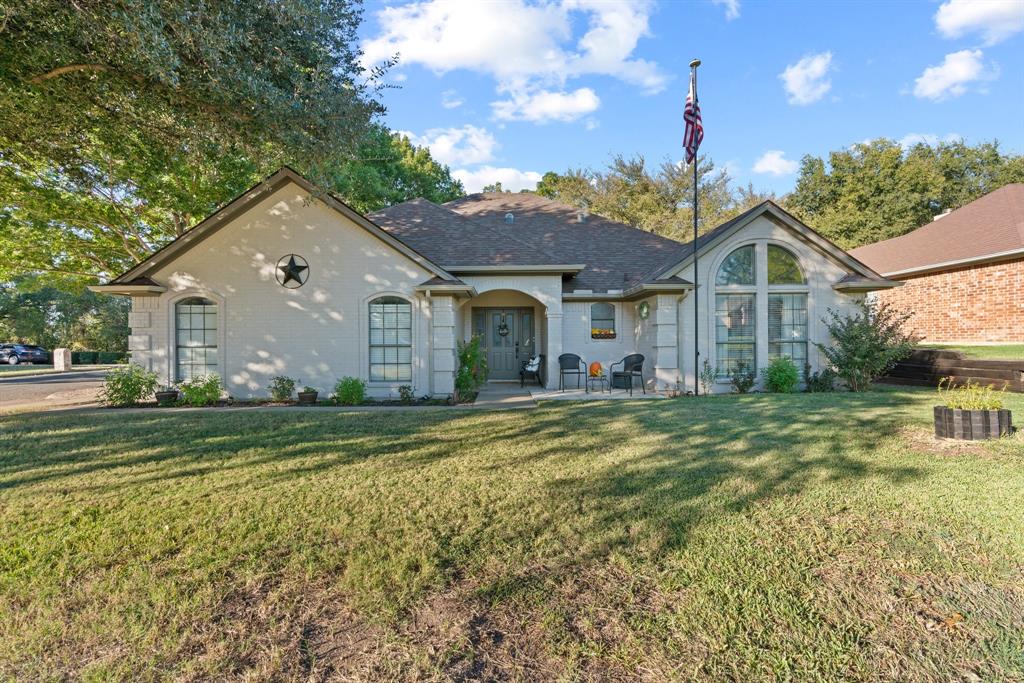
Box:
[92,167,898,397]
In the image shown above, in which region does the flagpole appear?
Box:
[690,58,701,394]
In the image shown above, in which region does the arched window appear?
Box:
[767,246,807,374]
[767,245,805,284]
[590,302,616,339]
[714,247,756,377]
[175,297,218,381]
[369,296,412,381]
[715,244,755,286]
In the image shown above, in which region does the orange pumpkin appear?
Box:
[588,361,603,377]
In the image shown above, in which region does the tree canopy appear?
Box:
[0,0,385,174]
[785,138,1024,248]
[536,156,773,242]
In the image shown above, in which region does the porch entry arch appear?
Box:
[465,288,548,381]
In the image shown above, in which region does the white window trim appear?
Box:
[361,291,420,389]
[166,289,227,387]
[589,301,619,341]
[711,240,814,383]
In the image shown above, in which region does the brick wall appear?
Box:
[874,256,1024,343]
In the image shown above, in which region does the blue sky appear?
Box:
[359,0,1024,195]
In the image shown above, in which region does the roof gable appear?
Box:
[656,201,889,283]
[109,167,457,285]
[849,184,1024,276]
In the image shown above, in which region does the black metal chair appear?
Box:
[520,354,545,387]
[610,354,646,396]
[558,353,586,392]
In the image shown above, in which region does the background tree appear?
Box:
[535,155,774,242]
[0,0,385,176]
[0,275,129,351]
[323,128,464,213]
[785,138,1024,248]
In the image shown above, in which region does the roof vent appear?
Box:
[505,212,514,224]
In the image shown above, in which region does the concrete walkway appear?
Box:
[469,382,537,409]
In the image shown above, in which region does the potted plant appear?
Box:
[155,384,179,407]
[934,377,1013,440]
[297,385,319,406]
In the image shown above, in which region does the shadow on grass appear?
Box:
[0,392,925,557]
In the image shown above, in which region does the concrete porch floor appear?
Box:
[527,383,667,401]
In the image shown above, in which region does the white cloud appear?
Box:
[752,150,798,176]
[361,0,666,125]
[935,0,1024,45]
[440,89,464,109]
[712,0,740,20]
[453,166,543,193]
[400,125,498,166]
[913,49,995,100]
[897,132,963,149]
[779,52,833,105]
[492,87,600,123]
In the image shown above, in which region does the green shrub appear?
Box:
[762,356,800,393]
[100,364,159,406]
[334,377,367,405]
[72,351,98,364]
[398,384,414,405]
[179,374,223,407]
[805,365,836,392]
[729,361,756,394]
[816,300,915,391]
[96,351,128,364]
[698,358,716,395]
[268,375,296,401]
[938,377,1006,410]
[454,335,488,402]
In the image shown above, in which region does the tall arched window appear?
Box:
[369,296,412,381]
[767,246,807,373]
[175,297,218,381]
[714,246,756,377]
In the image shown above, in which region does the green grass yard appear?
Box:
[1,391,1022,680]
[924,344,1024,361]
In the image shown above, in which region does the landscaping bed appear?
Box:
[2,389,1022,680]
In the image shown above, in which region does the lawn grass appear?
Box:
[0,364,114,377]
[1,390,1022,680]
[924,344,1024,361]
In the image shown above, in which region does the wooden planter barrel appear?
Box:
[934,406,1013,440]
[297,391,318,406]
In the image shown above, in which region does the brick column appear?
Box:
[430,296,457,397]
[653,294,680,391]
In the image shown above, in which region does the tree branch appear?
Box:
[29,64,111,84]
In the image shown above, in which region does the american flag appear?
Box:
[683,68,703,164]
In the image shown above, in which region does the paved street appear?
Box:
[0,370,108,412]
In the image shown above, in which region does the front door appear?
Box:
[473,308,536,380]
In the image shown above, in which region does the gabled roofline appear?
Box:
[445,264,585,275]
[562,281,693,301]
[108,166,458,285]
[877,246,1024,278]
[657,201,897,289]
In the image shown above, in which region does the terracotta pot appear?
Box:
[934,406,1012,440]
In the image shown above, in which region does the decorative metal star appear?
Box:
[278,255,308,287]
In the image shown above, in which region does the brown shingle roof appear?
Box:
[849,184,1024,276]
[442,192,691,292]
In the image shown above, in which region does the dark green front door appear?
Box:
[473,308,536,380]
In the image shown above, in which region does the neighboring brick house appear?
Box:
[851,184,1024,344]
